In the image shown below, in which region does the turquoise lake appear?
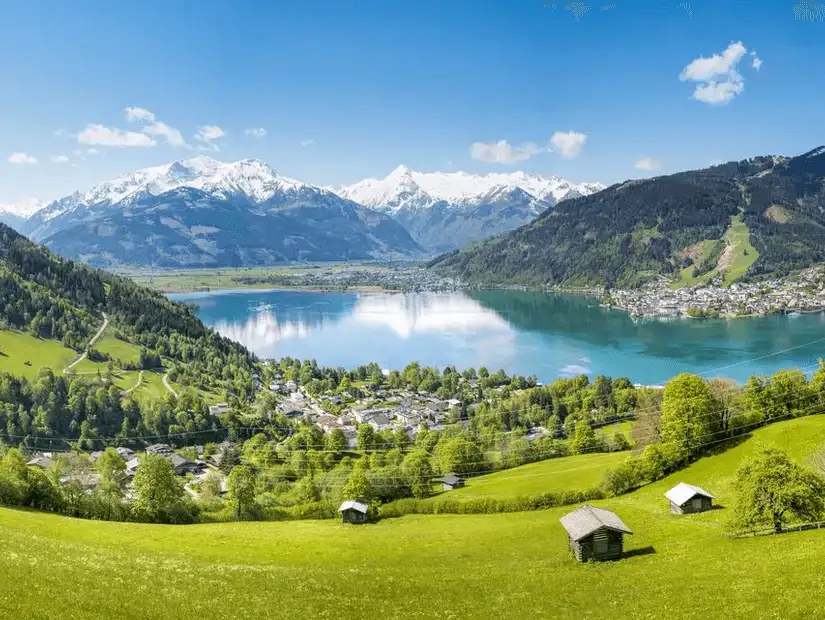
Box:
[168,289,825,384]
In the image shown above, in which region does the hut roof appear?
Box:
[338,500,368,514]
[559,504,633,542]
[664,482,715,506]
[441,474,463,485]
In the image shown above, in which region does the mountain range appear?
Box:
[429,146,825,288]
[16,157,423,268]
[2,158,603,267]
[336,166,604,252]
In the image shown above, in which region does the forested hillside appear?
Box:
[0,222,258,448]
[430,147,825,288]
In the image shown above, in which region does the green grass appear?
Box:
[674,239,719,288]
[722,215,759,285]
[598,420,634,442]
[5,417,825,619]
[447,451,628,500]
[94,330,142,365]
[0,329,77,380]
[128,263,389,292]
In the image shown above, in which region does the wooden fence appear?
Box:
[727,521,825,538]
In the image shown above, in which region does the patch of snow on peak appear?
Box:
[0,197,47,218]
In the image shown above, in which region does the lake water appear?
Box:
[169,289,825,384]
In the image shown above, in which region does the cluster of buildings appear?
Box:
[607,268,825,318]
[271,266,460,293]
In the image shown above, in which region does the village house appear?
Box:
[394,409,422,426]
[169,454,202,476]
[125,456,141,477]
[341,426,358,449]
[440,473,465,491]
[315,413,343,433]
[367,413,392,431]
[209,402,230,416]
[665,482,715,514]
[560,504,633,562]
[146,443,174,457]
[115,446,136,460]
[26,455,54,470]
[285,380,298,393]
[338,500,369,524]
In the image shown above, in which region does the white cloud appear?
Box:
[49,154,69,163]
[77,124,156,147]
[143,121,187,147]
[86,148,100,155]
[549,131,587,158]
[300,139,315,147]
[635,156,661,171]
[124,107,156,122]
[195,125,225,142]
[679,41,758,104]
[8,152,38,164]
[469,140,540,164]
[245,127,267,138]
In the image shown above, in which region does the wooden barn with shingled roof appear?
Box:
[559,504,632,562]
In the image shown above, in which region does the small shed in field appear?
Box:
[440,473,465,491]
[665,482,715,514]
[559,504,632,562]
[339,500,369,524]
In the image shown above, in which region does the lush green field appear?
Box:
[94,329,142,365]
[0,330,77,380]
[5,416,825,619]
[447,451,627,499]
[722,215,759,285]
[128,263,388,292]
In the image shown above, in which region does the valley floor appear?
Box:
[4,416,825,619]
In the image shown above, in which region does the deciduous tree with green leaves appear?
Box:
[226,465,256,518]
[660,373,722,457]
[733,446,825,533]
[132,454,184,522]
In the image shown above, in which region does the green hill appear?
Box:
[430,147,825,288]
[3,415,825,619]
[0,221,256,448]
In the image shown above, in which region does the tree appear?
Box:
[569,420,598,455]
[131,454,183,521]
[393,427,410,450]
[95,447,127,495]
[733,447,825,533]
[325,428,348,453]
[659,373,720,457]
[436,436,485,476]
[707,377,743,432]
[342,462,373,501]
[226,465,256,518]
[401,450,433,498]
[356,424,375,451]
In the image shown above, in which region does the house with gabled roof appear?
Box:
[560,504,632,562]
[665,482,715,514]
[338,500,368,524]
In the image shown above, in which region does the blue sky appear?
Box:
[1,0,823,205]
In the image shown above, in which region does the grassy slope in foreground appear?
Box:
[4,416,825,620]
[439,451,626,500]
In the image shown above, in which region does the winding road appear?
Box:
[63,312,109,374]
[120,370,144,395]
[162,371,179,398]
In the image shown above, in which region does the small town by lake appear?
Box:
[168,289,825,385]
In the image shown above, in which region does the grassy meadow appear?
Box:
[4,415,825,619]
[0,329,77,380]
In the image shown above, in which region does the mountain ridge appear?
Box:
[336,166,605,252]
[429,146,825,288]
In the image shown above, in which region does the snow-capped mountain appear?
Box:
[21,157,423,268]
[0,198,46,232]
[336,166,605,251]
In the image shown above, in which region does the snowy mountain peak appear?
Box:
[0,197,47,219]
[337,166,605,211]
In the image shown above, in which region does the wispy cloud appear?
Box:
[635,156,661,171]
[194,125,225,151]
[8,152,38,164]
[680,41,759,104]
[245,127,267,138]
[469,140,540,164]
[77,124,156,147]
[300,139,315,147]
[124,107,156,122]
[49,154,69,163]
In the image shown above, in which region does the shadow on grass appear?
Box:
[703,433,751,457]
[623,546,656,559]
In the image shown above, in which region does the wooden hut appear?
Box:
[338,500,369,524]
[440,473,465,491]
[665,482,715,514]
[559,504,632,562]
